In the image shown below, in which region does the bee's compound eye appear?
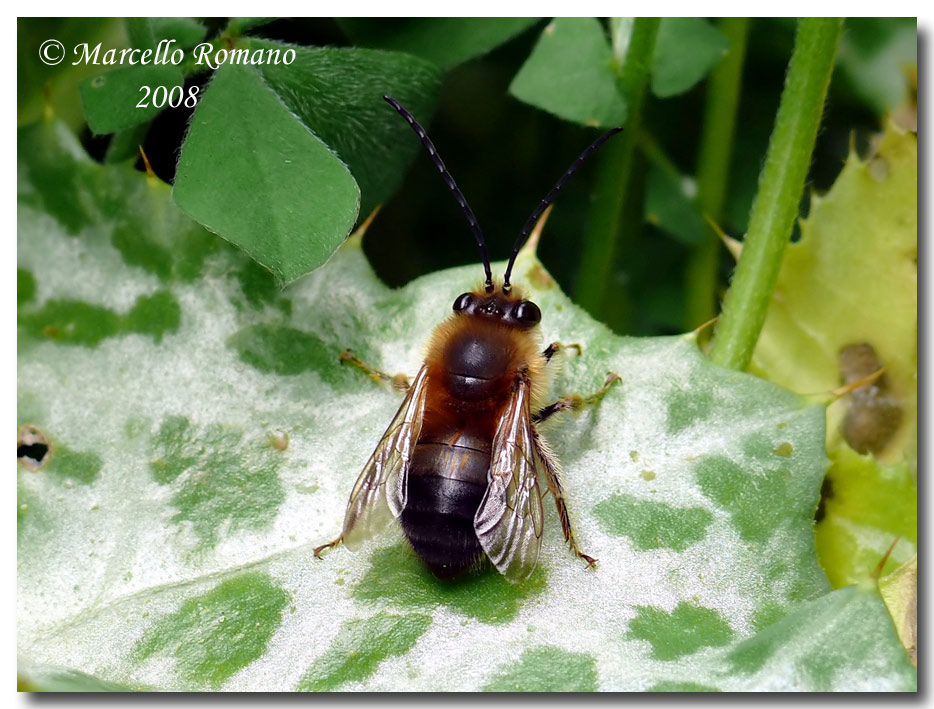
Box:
[453,293,473,312]
[515,301,541,326]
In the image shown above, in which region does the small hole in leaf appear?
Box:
[18,424,50,470]
[18,442,48,462]
[814,477,834,523]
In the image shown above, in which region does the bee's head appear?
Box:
[450,289,541,330]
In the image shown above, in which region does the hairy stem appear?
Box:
[709,18,843,369]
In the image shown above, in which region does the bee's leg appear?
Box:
[531,429,597,568]
[542,341,582,364]
[340,350,411,392]
[313,535,343,559]
[531,372,619,565]
[533,372,620,424]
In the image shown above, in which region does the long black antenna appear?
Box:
[503,126,623,291]
[384,96,494,293]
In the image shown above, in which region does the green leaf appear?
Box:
[148,415,286,551]
[173,62,361,286]
[878,556,917,667]
[18,268,36,306]
[225,18,275,37]
[297,612,432,691]
[482,646,598,691]
[246,38,442,219]
[752,124,917,461]
[835,18,917,116]
[125,17,207,51]
[593,494,713,552]
[509,18,627,128]
[103,122,150,163]
[749,124,917,588]
[815,447,916,588]
[18,669,145,692]
[627,602,734,660]
[17,117,217,283]
[644,165,706,245]
[173,40,441,282]
[18,18,127,130]
[647,586,915,691]
[18,115,915,691]
[652,18,731,98]
[717,586,915,691]
[337,18,540,70]
[80,64,184,135]
[132,573,290,688]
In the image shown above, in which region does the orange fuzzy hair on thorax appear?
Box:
[423,284,548,414]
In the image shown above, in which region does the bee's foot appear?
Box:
[579,553,598,569]
[313,538,341,559]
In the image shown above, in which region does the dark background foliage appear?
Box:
[18,17,916,336]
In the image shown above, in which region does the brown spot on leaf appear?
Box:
[838,343,903,455]
[269,431,289,451]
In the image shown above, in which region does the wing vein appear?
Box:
[474,372,544,582]
[340,366,429,550]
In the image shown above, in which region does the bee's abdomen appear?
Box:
[400,440,489,579]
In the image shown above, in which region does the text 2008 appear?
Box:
[137,85,201,109]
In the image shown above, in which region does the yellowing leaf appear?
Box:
[878,555,917,666]
[751,123,917,464]
[750,122,917,591]
[814,445,916,587]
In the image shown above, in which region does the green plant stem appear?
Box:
[575,17,660,323]
[709,18,843,370]
[684,17,750,330]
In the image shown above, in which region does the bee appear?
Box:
[313,96,621,582]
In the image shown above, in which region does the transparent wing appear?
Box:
[474,374,545,582]
[340,365,429,550]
